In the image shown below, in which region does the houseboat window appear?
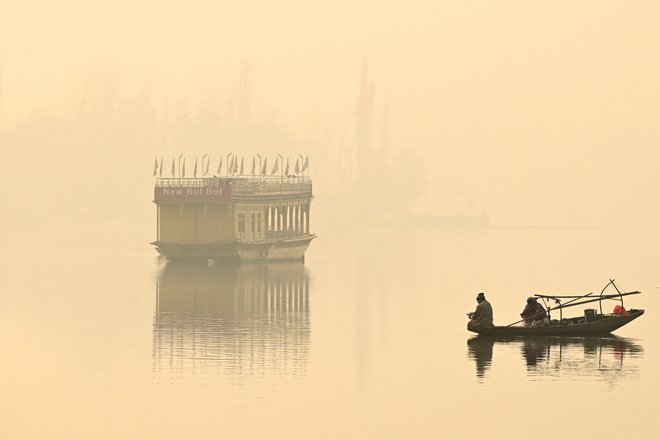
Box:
[238,213,245,233]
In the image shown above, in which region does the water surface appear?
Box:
[1,226,658,439]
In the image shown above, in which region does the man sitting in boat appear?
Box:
[520,297,548,327]
[467,292,494,330]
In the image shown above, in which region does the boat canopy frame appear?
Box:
[533,279,640,321]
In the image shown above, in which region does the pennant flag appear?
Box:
[261,158,268,176]
[193,158,198,177]
[302,156,309,172]
[271,157,279,175]
[204,157,210,176]
[153,157,158,176]
[182,159,186,177]
[171,159,175,177]
[159,158,163,177]
[294,158,300,175]
[217,157,222,175]
[228,156,234,175]
[239,157,244,175]
[251,157,256,176]
[285,158,290,175]
[234,157,239,174]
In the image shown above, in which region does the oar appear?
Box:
[506,310,547,327]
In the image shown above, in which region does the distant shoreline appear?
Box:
[489,225,604,230]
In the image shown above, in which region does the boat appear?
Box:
[467,280,644,336]
[151,156,315,262]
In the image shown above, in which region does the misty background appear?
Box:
[1,4,659,439]
[1,1,658,255]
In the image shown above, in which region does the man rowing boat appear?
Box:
[520,297,548,327]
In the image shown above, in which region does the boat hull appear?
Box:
[152,235,315,262]
[468,310,644,336]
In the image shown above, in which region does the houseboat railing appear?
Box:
[236,230,311,242]
[155,177,311,196]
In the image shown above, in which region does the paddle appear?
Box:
[506,310,547,327]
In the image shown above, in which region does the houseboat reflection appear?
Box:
[153,262,310,380]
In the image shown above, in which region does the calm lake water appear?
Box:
[1,225,658,439]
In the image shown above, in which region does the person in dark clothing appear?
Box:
[468,292,494,331]
[520,297,547,327]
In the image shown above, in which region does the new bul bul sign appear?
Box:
[154,186,232,201]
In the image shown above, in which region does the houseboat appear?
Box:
[152,172,314,262]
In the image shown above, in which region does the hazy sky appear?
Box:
[1,6,658,439]
[1,1,658,241]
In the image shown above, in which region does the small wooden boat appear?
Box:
[468,280,644,336]
[469,309,644,336]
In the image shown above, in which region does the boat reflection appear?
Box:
[467,335,643,382]
[153,262,309,381]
